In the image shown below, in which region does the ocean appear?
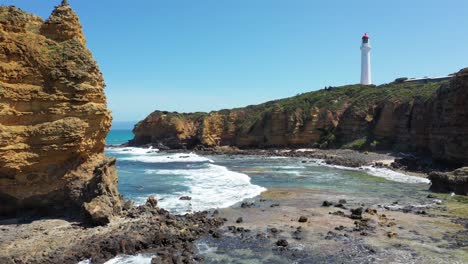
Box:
[105,130,429,215]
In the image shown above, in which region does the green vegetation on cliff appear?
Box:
[133,69,468,167]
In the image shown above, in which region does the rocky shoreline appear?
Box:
[0,197,224,264]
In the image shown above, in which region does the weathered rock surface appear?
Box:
[0,3,122,219]
[132,68,468,167]
[0,197,224,264]
[429,167,468,195]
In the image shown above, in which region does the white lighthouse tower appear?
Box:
[360,33,372,85]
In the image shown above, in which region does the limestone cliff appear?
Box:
[0,3,121,222]
[132,68,468,166]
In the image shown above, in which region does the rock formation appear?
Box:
[132,68,468,167]
[0,3,122,223]
[428,167,468,195]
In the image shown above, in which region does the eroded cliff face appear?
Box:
[133,69,468,166]
[0,4,122,220]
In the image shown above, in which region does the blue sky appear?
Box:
[3,0,468,122]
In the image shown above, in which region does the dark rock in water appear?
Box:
[339,199,347,204]
[427,194,437,198]
[146,195,158,208]
[212,209,219,215]
[276,239,289,247]
[241,202,254,208]
[387,231,398,238]
[350,207,363,219]
[269,227,279,234]
[365,208,377,215]
[322,201,334,207]
[179,196,192,201]
[211,231,221,239]
[428,167,468,195]
[334,203,346,209]
[270,203,280,208]
[298,216,308,223]
[330,210,345,217]
[236,217,243,223]
[334,225,346,231]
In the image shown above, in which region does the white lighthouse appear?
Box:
[360,33,372,85]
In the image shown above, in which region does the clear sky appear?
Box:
[2,0,468,123]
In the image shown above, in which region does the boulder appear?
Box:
[429,167,468,195]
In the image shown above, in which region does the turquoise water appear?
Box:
[106,129,134,146]
[105,130,430,214]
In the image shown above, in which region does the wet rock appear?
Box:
[322,201,334,207]
[241,202,254,208]
[334,225,346,231]
[365,208,377,215]
[298,216,308,223]
[330,210,345,217]
[270,203,280,208]
[387,231,398,238]
[179,196,192,201]
[146,195,158,208]
[334,203,346,209]
[236,217,243,223]
[429,168,468,195]
[276,239,289,247]
[427,194,437,198]
[338,199,347,204]
[269,227,279,234]
[350,207,363,220]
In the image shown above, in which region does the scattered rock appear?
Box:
[365,208,377,215]
[241,202,254,208]
[270,203,280,208]
[179,196,192,201]
[146,195,158,208]
[350,207,363,220]
[298,216,308,223]
[322,201,334,207]
[330,210,345,217]
[236,217,243,223]
[387,231,398,238]
[338,199,347,204]
[276,239,289,247]
[269,228,279,234]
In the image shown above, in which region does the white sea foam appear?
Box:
[143,163,266,214]
[105,146,159,155]
[311,159,430,184]
[104,254,153,264]
[361,166,430,184]
[120,152,214,163]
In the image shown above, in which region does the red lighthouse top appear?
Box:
[362,33,369,39]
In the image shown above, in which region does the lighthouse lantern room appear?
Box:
[360,33,372,85]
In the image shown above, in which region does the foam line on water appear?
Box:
[120,152,214,163]
[312,159,430,184]
[143,163,266,214]
[105,146,159,155]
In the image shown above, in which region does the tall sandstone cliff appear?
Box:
[132,68,468,166]
[0,3,122,221]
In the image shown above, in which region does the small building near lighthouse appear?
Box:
[360,33,372,85]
